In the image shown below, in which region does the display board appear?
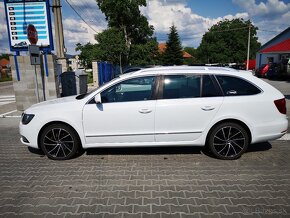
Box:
[4,0,53,52]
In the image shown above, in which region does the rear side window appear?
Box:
[202,75,222,97]
[163,75,201,99]
[216,75,261,96]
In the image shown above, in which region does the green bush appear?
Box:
[86,71,93,84]
[0,76,12,82]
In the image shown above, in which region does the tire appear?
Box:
[39,123,80,160]
[207,122,249,160]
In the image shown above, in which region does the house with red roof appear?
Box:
[256,27,290,69]
[0,58,11,78]
[158,43,193,59]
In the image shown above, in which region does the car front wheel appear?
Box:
[39,124,80,160]
[207,122,249,160]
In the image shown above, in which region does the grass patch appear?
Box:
[86,70,93,84]
[0,76,12,82]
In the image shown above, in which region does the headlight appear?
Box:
[21,113,35,125]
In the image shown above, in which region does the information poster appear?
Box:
[4,0,53,51]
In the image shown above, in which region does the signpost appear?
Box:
[4,0,53,52]
[27,24,41,102]
[28,45,40,65]
[27,24,38,45]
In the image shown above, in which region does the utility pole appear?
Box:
[52,0,67,72]
[246,23,251,71]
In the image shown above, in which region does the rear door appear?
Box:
[154,74,224,142]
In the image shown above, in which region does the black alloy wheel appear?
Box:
[40,124,80,160]
[208,122,249,160]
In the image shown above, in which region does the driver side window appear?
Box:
[101,76,156,103]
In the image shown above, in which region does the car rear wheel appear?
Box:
[208,122,249,160]
[40,124,80,160]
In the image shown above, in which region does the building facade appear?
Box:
[256,27,290,68]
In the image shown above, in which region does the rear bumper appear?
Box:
[252,118,288,143]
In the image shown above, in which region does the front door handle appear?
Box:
[201,106,215,111]
[139,108,152,114]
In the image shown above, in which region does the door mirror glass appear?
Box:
[94,93,102,104]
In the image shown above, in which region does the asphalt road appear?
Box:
[0,78,289,217]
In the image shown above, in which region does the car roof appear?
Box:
[114,66,255,85]
[133,66,238,74]
[122,66,249,76]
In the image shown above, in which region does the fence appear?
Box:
[97,62,120,86]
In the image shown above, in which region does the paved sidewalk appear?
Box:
[0,118,289,217]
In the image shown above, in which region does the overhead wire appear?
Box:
[62,1,289,42]
[64,0,100,34]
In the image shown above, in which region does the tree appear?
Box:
[76,28,127,68]
[75,43,100,69]
[0,54,10,60]
[76,0,157,67]
[95,0,154,61]
[95,28,127,65]
[197,19,261,64]
[162,25,184,65]
[76,28,158,67]
[183,47,198,65]
[129,39,159,66]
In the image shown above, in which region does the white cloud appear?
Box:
[233,0,290,17]
[142,0,249,47]
[62,17,106,53]
[233,0,290,45]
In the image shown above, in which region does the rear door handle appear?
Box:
[201,106,215,111]
[139,108,152,114]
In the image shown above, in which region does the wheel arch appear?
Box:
[206,119,252,145]
[37,121,82,150]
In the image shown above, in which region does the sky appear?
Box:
[0,0,290,54]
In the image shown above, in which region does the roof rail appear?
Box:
[136,66,237,73]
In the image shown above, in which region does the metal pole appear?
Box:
[40,53,46,101]
[246,24,251,71]
[34,65,40,103]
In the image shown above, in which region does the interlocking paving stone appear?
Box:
[0,118,290,217]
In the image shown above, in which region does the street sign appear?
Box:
[27,24,38,45]
[29,45,40,65]
[4,0,54,52]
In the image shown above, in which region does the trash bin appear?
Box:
[60,71,77,97]
[75,69,88,95]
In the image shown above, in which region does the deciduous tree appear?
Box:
[197,19,261,64]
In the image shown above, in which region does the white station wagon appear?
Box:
[20,66,288,160]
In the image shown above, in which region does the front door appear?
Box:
[83,76,157,146]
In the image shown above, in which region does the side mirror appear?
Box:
[94,94,102,104]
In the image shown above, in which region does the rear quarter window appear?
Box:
[216,75,261,96]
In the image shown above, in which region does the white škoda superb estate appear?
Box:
[20,67,288,160]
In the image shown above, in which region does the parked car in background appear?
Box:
[255,64,269,78]
[279,58,290,78]
[267,63,281,79]
[20,66,288,161]
[123,67,144,74]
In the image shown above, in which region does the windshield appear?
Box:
[75,77,120,100]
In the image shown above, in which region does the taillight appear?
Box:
[274,98,286,114]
